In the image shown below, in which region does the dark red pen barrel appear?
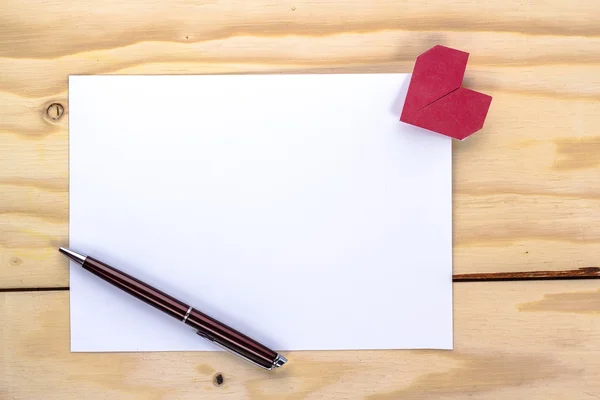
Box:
[185,309,278,368]
[81,256,279,368]
[82,257,190,320]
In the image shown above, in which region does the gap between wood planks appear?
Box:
[1,267,599,292]
[453,267,600,282]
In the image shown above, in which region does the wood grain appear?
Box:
[2,0,600,288]
[2,281,600,399]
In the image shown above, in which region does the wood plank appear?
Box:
[3,281,600,399]
[2,0,600,288]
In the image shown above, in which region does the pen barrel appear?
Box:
[82,256,280,369]
[82,257,190,321]
[185,309,278,369]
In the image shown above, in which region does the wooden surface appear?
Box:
[1,0,599,398]
[3,282,600,399]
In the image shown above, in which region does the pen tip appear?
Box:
[58,247,87,265]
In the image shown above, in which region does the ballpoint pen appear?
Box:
[59,247,287,370]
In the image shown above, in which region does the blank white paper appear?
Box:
[68,74,452,352]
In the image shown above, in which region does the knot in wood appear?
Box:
[47,103,65,120]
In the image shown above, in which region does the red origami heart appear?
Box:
[400,45,492,140]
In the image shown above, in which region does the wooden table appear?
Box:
[2,1,600,398]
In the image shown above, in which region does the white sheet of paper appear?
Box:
[68,74,452,352]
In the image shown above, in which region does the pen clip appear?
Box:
[196,330,273,370]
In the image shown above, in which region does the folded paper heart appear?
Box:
[400,45,492,140]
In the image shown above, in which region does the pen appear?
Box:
[59,247,287,370]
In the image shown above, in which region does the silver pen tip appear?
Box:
[272,354,288,368]
[59,247,87,265]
